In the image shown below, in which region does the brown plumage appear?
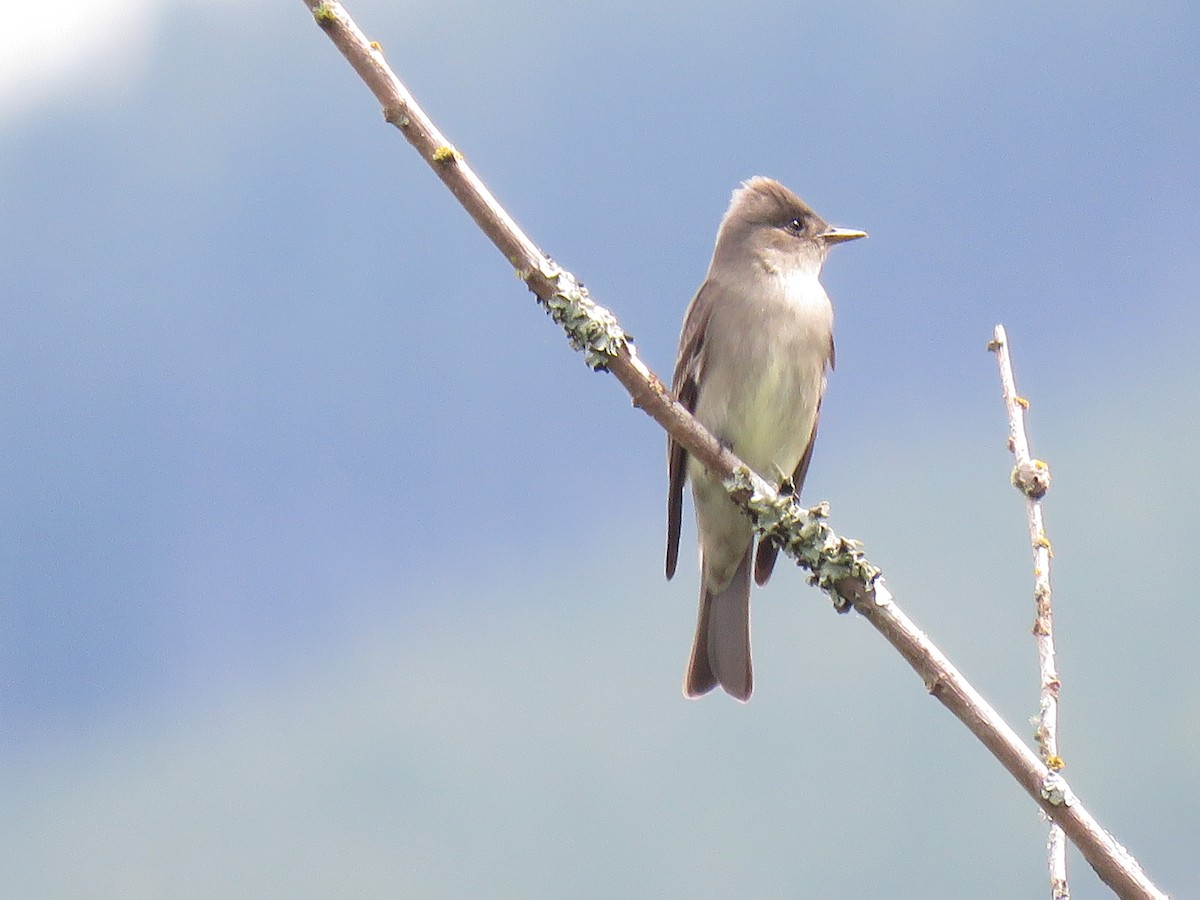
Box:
[666,177,864,701]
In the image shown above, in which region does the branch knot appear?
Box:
[1011,459,1051,498]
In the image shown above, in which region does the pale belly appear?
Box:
[686,271,832,587]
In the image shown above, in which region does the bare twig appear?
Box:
[990,326,1068,899]
[300,4,1167,896]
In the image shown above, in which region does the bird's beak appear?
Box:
[820,227,868,244]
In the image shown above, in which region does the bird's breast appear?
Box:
[691,269,832,482]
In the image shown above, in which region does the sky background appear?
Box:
[2,1,1198,897]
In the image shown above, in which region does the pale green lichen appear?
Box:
[1012,458,1052,498]
[1040,772,1072,807]
[725,466,880,611]
[432,145,461,164]
[535,263,629,370]
[312,3,337,25]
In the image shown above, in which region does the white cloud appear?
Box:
[0,0,167,119]
[0,0,242,121]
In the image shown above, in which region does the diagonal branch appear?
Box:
[301,3,1166,896]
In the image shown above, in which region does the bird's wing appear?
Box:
[665,282,715,579]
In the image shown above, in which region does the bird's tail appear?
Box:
[684,545,753,702]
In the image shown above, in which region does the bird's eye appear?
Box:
[786,217,806,233]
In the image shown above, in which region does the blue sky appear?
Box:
[2,1,1198,896]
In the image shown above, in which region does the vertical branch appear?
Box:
[989,325,1067,899]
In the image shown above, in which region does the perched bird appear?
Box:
[666,177,865,701]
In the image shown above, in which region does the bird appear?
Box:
[666,177,865,701]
